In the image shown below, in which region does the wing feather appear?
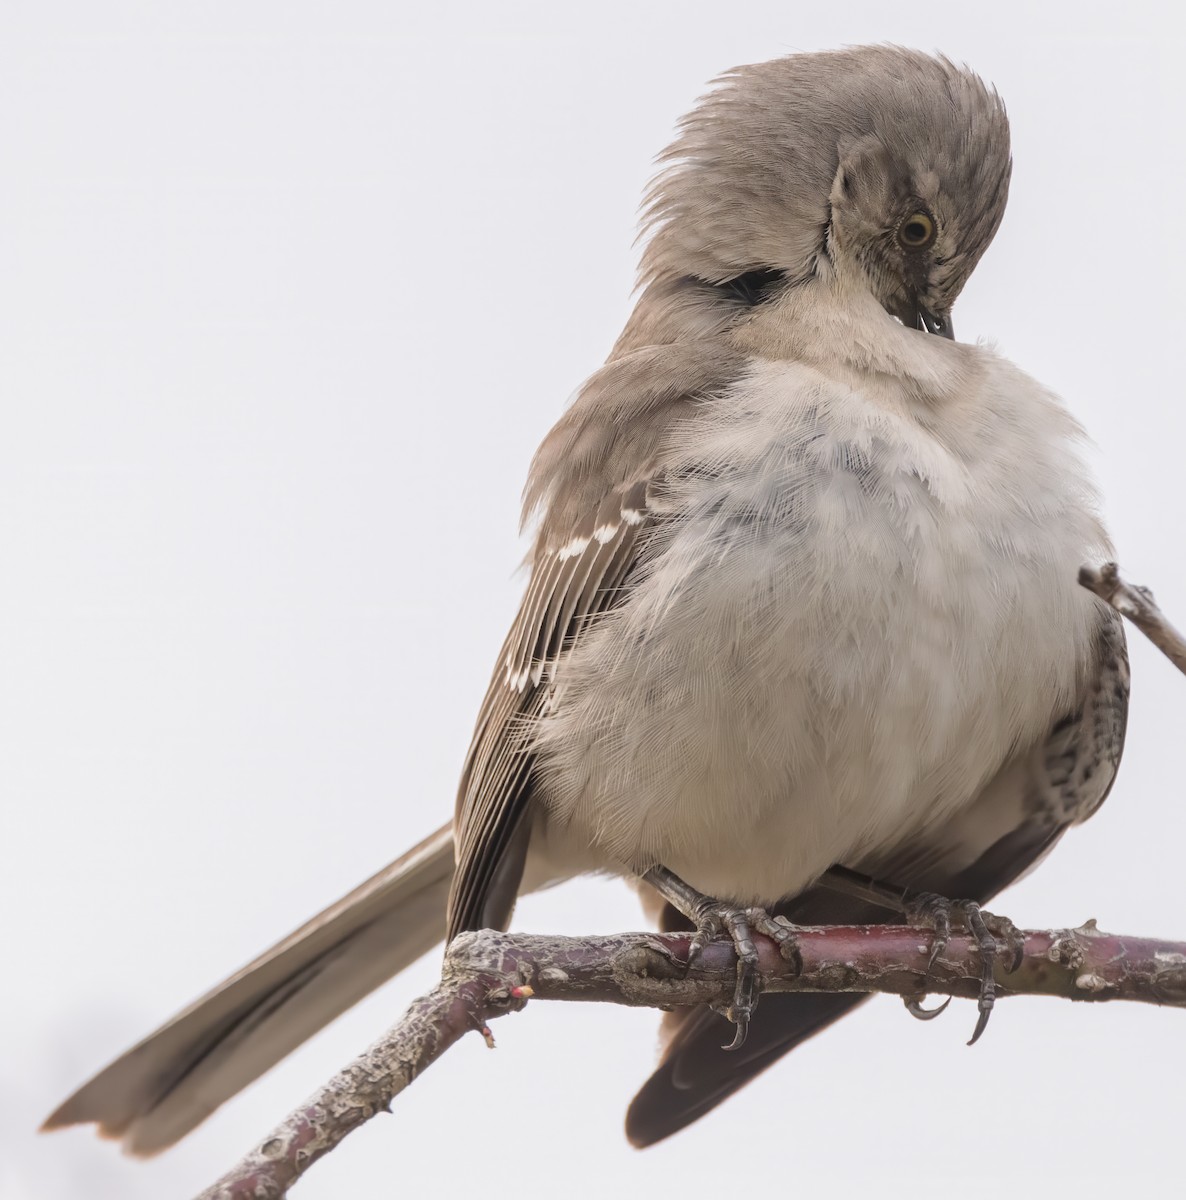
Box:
[447,478,659,939]
[447,340,742,940]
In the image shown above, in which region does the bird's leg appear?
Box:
[642,865,800,1051]
[821,865,1025,1044]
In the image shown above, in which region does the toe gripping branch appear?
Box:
[641,866,801,1051]
[642,864,1025,1050]
[822,866,1026,1044]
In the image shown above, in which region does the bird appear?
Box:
[44,44,1129,1156]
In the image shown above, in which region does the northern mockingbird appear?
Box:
[45,45,1129,1155]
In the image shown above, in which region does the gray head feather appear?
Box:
[636,45,1011,334]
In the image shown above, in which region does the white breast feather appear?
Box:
[530,341,1111,904]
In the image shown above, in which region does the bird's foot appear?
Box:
[642,866,800,1051]
[687,900,801,1050]
[820,868,1025,1043]
[905,892,1025,1045]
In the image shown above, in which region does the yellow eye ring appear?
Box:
[899,212,936,249]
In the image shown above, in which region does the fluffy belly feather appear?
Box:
[530,357,1106,903]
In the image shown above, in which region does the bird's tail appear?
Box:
[42,823,455,1156]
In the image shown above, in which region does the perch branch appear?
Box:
[196,920,1186,1200]
[195,560,1186,1198]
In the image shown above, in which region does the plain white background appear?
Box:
[5,3,1185,1198]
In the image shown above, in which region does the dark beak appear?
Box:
[916,307,955,340]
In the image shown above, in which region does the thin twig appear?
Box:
[195,920,1186,1199]
[1080,562,1186,674]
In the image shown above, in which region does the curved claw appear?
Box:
[717,912,760,1048]
[1008,940,1025,974]
[901,891,1021,1045]
[904,994,952,1022]
[685,933,709,967]
[685,909,723,968]
[967,1005,993,1046]
[640,866,803,1053]
[964,902,999,1045]
[683,897,791,1050]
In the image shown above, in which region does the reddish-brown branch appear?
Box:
[195,561,1186,1198]
[192,963,528,1200]
[195,920,1186,1200]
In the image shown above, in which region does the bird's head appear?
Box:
[637,46,1012,343]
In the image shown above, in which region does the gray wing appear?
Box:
[626,606,1129,1148]
[446,339,746,942]
[446,477,661,940]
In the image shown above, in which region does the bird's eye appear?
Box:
[899,212,936,249]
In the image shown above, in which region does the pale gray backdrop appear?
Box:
[4,3,1183,1198]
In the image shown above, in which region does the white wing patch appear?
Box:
[449,476,658,939]
[501,478,655,693]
